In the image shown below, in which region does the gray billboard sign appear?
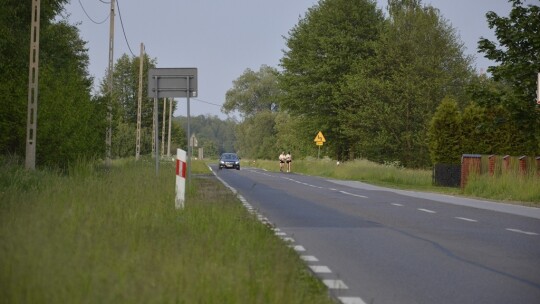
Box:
[148,68,198,98]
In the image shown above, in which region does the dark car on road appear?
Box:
[219,153,240,170]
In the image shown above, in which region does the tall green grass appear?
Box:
[0,158,332,303]
[464,172,540,206]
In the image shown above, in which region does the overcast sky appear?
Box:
[63,0,524,119]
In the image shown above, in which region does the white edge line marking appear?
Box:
[323,279,348,289]
[339,297,367,304]
[211,165,364,304]
[300,255,319,262]
[455,217,478,222]
[309,265,332,273]
[293,245,306,252]
[506,228,538,236]
[418,208,436,213]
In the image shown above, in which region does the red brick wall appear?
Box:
[461,155,481,189]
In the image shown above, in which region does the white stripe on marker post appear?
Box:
[175,149,187,209]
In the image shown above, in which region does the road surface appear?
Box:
[211,166,540,304]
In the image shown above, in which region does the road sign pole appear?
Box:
[318,145,321,160]
[154,76,159,175]
[187,76,191,184]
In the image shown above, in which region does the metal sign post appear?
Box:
[148,68,198,176]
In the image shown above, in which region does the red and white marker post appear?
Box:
[175,149,187,209]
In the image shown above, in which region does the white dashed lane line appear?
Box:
[418,208,437,214]
[391,203,404,207]
[339,190,368,198]
[455,217,478,222]
[218,168,368,304]
[506,228,538,236]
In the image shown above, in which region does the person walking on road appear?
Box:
[285,151,292,173]
[279,151,286,172]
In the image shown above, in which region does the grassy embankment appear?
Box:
[243,158,539,206]
[0,157,333,304]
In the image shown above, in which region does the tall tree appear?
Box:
[279,0,384,160]
[222,65,280,118]
[339,0,473,167]
[476,0,540,154]
[0,1,104,168]
[223,65,280,158]
[428,97,462,164]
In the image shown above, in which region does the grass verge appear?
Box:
[0,157,332,303]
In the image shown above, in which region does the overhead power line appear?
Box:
[78,0,110,24]
[193,98,223,107]
[116,0,135,56]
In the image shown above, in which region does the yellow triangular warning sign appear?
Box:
[314,131,326,143]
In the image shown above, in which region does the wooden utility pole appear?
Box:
[106,0,115,167]
[25,0,41,170]
[136,43,144,160]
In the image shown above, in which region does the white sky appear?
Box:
[63,0,525,119]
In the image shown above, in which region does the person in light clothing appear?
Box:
[285,151,292,172]
[279,151,286,172]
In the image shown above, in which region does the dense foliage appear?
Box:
[175,115,236,158]
[0,0,104,169]
[97,54,186,158]
[473,0,540,154]
[428,97,462,164]
[279,0,384,161]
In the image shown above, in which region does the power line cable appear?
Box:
[116,0,135,56]
[78,0,110,24]
[193,98,223,107]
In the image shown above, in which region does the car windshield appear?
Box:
[221,153,238,160]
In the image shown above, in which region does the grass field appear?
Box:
[0,157,333,304]
[243,158,539,206]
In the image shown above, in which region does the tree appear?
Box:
[0,1,104,169]
[476,0,540,154]
[428,97,462,164]
[279,0,385,160]
[223,65,281,158]
[175,115,236,155]
[99,53,167,158]
[235,111,277,159]
[339,0,473,167]
[222,65,280,118]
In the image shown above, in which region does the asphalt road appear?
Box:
[211,165,540,304]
